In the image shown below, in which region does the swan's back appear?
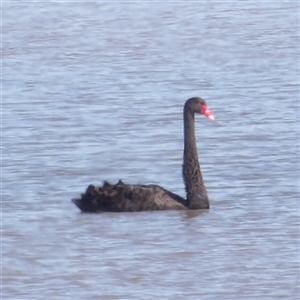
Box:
[72,180,187,212]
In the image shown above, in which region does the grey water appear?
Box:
[3,2,299,299]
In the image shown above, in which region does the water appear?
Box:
[3,2,299,299]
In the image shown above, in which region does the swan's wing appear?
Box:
[72,182,187,212]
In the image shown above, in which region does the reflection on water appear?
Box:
[3,1,298,299]
[179,209,209,220]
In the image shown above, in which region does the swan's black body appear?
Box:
[72,97,212,212]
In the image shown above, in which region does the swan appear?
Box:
[72,97,214,212]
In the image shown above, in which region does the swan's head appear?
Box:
[186,97,215,120]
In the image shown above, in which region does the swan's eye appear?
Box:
[201,104,215,120]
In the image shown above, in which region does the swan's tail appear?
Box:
[72,184,98,212]
[72,180,126,212]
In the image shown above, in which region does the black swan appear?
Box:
[72,97,214,212]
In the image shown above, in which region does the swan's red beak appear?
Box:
[201,104,215,120]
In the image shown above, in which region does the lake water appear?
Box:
[3,2,299,299]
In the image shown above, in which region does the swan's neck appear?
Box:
[182,108,209,209]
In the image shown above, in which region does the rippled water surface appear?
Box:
[3,2,299,299]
